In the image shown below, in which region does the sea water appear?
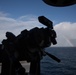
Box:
[0,47,76,75]
[41,47,76,75]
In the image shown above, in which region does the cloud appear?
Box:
[18,15,37,21]
[0,12,76,47]
[0,12,9,17]
[55,22,76,39]
[53,22,76,47]
[0,12,44,43]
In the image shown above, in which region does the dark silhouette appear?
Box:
[43,0,76,7]
[0,16,60,75]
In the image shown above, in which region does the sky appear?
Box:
[0,0,76,47]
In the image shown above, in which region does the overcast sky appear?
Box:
[0,0,76,47]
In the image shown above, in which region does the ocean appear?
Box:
[0,47,76,75]
[41,47,76,75]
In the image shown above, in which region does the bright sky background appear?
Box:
[0,0,76,47]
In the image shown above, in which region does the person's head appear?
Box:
[6,32,16,41]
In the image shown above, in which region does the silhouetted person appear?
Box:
[1,32,27,75]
